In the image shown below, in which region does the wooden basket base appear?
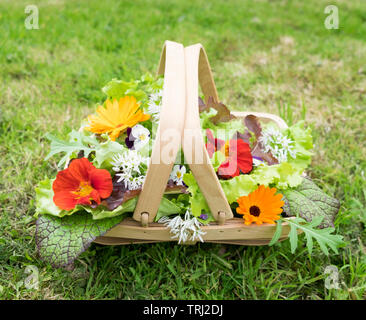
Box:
[94,217,295,246]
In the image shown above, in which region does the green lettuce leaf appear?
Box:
[36,212,124,269]
[285,121,313,171]
[183,173,210,217]
[282,178,340,228]
[154,197,183,222]
[35,177,181,220]
[92,135,125,169]
[102,73,163,104]
[102,78,146,102]
[35,178,82,218]
[35,178,62,218]
[184,161,305,217]
[83,198,137,220]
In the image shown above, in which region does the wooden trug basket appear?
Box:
[95,41,294,246]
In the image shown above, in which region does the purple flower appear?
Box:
[199,213,208,220]
[125,127,135,149]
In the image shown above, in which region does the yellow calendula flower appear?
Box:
[85,96,150,141]
[236,185,284,225]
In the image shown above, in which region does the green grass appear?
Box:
[1,0,366,300]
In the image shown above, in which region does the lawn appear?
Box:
[0,0,365,300]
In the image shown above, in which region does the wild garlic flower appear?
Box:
[111,150,149,190]
[169,165,186,186]
[159,210,206,244]
[259,126,296,163]
[147,89,163,121]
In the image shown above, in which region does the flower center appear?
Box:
[73,181,93,198]
[249,205,261,217]
[139,134,146,141]
[220,141,230,157]
[176,171,182,178]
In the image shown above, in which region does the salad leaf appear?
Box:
[269,219,283,246]
[35,178,182,220]
[84,198,137,220]
[285,121,313,171]
[154,197,182,222]
[184,161,304,216]
[205,96,236,125]
[93,136,125,169]
[244,114,261,139]
[220,162,303,203]
[244,115,278,165]
[201,109,244,140]
[282,178,340,228]
[102,73,163,104]
[285,216,345,255]
[102,79,146,102]
[35,178,81,218]
[36,211,124,269]
[183,172,210,217]
[35,178,62,218]
[44,130,96,168]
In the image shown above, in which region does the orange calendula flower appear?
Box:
[236,185,284,225]
[52,158,113,210]
[85,96,150,141]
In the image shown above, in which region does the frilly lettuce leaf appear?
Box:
[92,135,125,169]
[284,121,313,171]
[35,178,181,220]
[35,178,62,218]
[102,79,146,102]
[185,118,313,217]
[183,173,210,217]
[184,161,304,216]
[102,73,163,103]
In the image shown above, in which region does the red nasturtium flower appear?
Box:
[206,129,253,179]
[52,158,113,210]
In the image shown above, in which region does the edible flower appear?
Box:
[52,158,113,210]
[85,96,150,141]
[206,129,253,178]
[125,124,150,150]
[170,165,186,186]
[236,185,284,225]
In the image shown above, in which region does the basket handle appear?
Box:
[133,41,186,225]
[183,43,233,224]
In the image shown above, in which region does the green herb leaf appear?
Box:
[269,219,283,246]
[44,130,96,168]
[282,178,340,228]
[36,212,124,269]
[289,222,298,253]
[286,217,345,256]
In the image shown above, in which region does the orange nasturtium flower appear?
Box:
[52,158,113,210]
[236,185,284,225]
[85,96,150,141]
